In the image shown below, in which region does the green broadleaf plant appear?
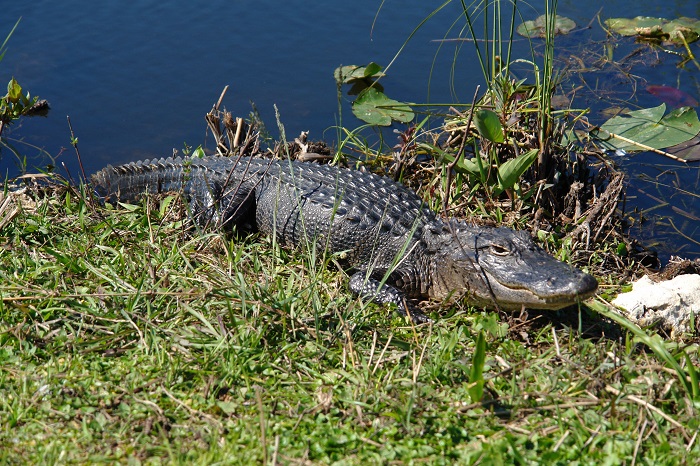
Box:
[334,63,385,84]
[352,87,414,126]
[495,149,539,196]
[517,15,576,38]
[595,103,700,154]
[605,16,700,45]
[473,109,505,143]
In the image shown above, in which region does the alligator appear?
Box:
[91,155,598,322]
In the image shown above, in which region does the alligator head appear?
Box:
[425,221,598,310]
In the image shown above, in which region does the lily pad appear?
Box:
[605,16,700,45]
[517,15,576,38]
[665,135,700,162]
[334,63,385,84]
[606,17,666,36]
[352,87,414,126]
[596,103,700,154]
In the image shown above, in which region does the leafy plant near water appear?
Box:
[336,0,577,209]
[0,78,39,137]
[328,2,700,458]
[0,19,42,138]
[334,62,414,127]
[593,103,700,161]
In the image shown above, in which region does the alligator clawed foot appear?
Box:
[408,309,433,325]
[400,302,432,325]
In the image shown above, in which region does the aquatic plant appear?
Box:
[0,19,45,139]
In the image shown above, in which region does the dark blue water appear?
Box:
[2,0,699,259]
[1,0,469,172]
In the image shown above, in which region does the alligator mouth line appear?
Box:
[484,272,598,311]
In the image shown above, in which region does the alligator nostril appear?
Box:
[580,273,598,293]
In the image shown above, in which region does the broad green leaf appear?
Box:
[7,77,22,102]
[158,195,177,217]
[597,104,700,153]
[192,146,206,158]
[495,149,538,195]
[601,103,665,136]
[605,16,700,44]
[334,65,357,84]
[363,62,382,77]
[352,87,414,126]
[605,16,667,36]
[334,64,385,84]
[474,109,505,143]
[665,18,700,43]
[517,15,576,38]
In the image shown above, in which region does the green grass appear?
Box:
[0,186,698,465]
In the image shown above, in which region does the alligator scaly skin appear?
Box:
[92,156,598,322]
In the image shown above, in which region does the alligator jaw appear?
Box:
[480,267,598,310]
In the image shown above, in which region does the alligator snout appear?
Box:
[546,269,598,297]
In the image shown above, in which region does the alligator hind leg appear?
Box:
[187,176,257,230]
[349,272,431,324]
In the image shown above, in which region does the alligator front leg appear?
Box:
[349,272,431,324]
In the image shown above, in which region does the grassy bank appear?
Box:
[2,1,700,462]
[0,186,698,464]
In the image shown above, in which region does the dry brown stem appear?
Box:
[205,86,260,157]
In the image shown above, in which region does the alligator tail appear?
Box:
[91,156,258,229]
[90,156,190,202]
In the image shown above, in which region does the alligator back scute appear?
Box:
[92,156,435,251]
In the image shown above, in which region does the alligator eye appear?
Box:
[490,244,510,256]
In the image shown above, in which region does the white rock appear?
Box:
[612,274,700,338]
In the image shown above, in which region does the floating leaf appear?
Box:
[596,103,700,153]
[605,16,700,45]
[352,87,414,126]
[517,15,576,38]
[363,62,382,78]
[646,85,699,108]
[665,135,700,162]
[665,20,700,43]
[474,109,505,143]
[606,16,667,36]
[334,63,385,84]
[602,104,666,138]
